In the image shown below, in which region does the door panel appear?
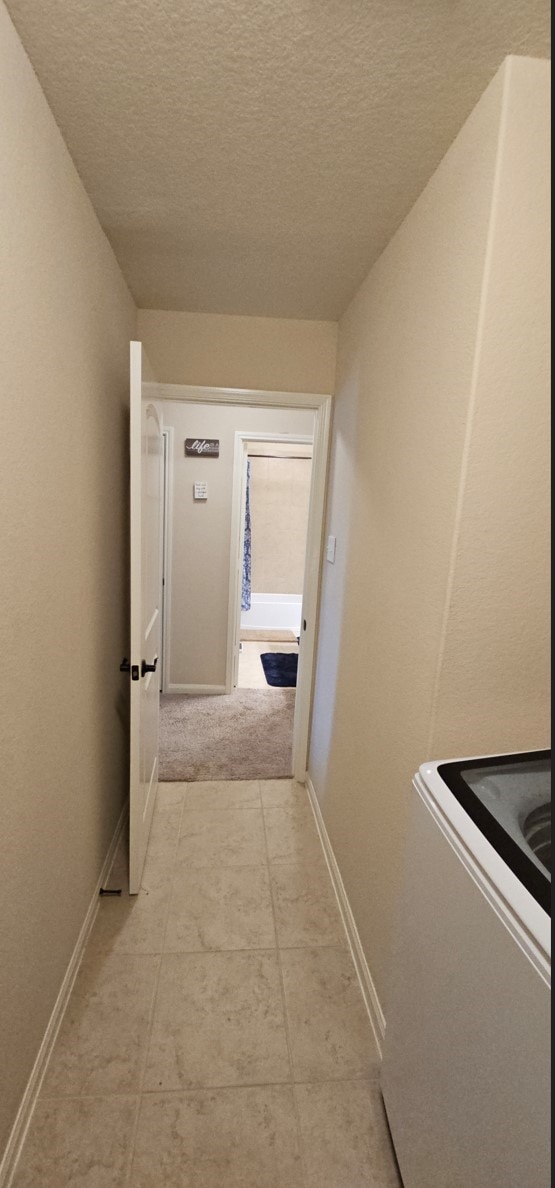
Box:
[129,342,162,894]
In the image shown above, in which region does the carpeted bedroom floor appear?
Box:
[159,688,295,781]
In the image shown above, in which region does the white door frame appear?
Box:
[147,382,332,782]
[160,426,174,694]
[228,431,314,689]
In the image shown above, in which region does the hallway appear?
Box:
[13,780,400,1187]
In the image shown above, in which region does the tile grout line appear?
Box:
[180,805,264,813]
[76,940,352,960]
[123,785,187,1188]
[260,782,309,1188]
[33,1072,379,1105]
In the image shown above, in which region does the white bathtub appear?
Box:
[241,592,302,635]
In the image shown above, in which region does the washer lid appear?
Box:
[438,751,550,913]
[419,751,551,973]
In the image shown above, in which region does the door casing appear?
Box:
[151,381,332,783]
[160,426,174,694]
[229,430,314,702]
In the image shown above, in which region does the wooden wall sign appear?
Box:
[185,438,220,458]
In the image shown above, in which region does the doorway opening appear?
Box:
[231,434,313,707]
[154,384,331,785]
[128,345,331,887]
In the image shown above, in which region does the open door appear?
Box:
[122,342,162,893]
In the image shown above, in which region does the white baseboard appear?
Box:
[0,805,127,1188]
[165,683,227,696]
[305,775,386,1056]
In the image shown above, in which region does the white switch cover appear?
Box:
[326,535,336,563]
[193,482,208,500]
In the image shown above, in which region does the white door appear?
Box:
[126,341,162,893]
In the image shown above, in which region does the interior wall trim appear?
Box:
[305,774,386,1055]
[147,382,330,408]
[160,425,174,695]
[0,806,127,1188]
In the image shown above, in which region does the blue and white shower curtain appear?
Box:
[241,459,252,611]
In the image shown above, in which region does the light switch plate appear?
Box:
[193,482,208,500]
[326,535,336,563]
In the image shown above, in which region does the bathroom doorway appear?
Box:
[230,434,313,701]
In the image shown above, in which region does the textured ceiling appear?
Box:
[6,0,550,319]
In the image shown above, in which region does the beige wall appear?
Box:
[428,57,551,757]
[0,2,137,1156]
[161,402,315,688]
[138,309,337,394]
[249,456,312,594]
[309,56,550,1014]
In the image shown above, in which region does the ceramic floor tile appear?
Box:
[238,670,267,690]
[87,861,171,956]
[280,948,380,1082]
[130,1086,304,1187]
[271,863,346,949]
[177,808,267,868]
[156,782,187,811]
[259,779,308,809]
[165,865,275,952]
[144,950,290,1090]
[41,953,159,1097]
[148,806,183,847]
[138,808,184,886]
[295,1081,401,1188]
[237,643,269,690]
[13,1096,138,1188]
[21,778,388,1185]
[143,806,183,869]
[263,802,325,866]
[184,780,261,811]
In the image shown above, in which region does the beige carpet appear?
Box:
[159,688,295,781]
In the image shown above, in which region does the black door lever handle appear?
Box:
[120,658,140,680]
[141,656,159,677]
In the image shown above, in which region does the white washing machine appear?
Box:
[380,750,550,1188]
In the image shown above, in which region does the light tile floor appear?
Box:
[238,641,299,689]
[14,780,401,1188]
